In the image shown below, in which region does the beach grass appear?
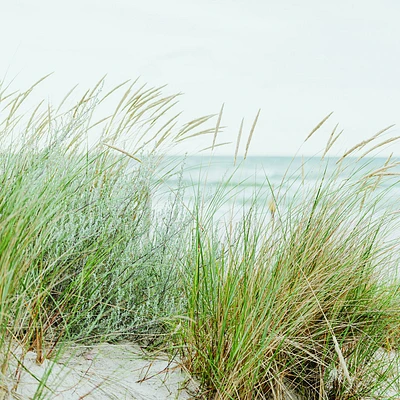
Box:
[0,77,200,396]
[179,158,400,399]
[0,78,399,399]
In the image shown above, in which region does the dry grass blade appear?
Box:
[299,270,353,387]
[56,84,79,113]
[46,103,52,132]
[5,79,53,126]
[140,96,180,130]
[0,90,19,104]
[361,162,400,180]
[26,100,45,133]
[24,73,54,96]
[371,172,400,177]
[149,113,181,147]
[338,124,395,162]
[88,116,113,131]
[176,127,215,143]
[98,79,133,104]
[244,109,260,160]
[305,112,333,142]
[212,104,224,151]
[358,135,400,160]
[102,142,142,162]
[323,124,342,158]
[200,141,232,152]
[88,75,107,98]
[72,89,90,118]
[234,118,244,166]
[175,115,216,140]
[369,153,393,192]
[0,79,16,102]
[326,123,338,148]
[133,98,181,146]
[324,129,343,158]
[124,86,163,115]
[103,83,134,138]
[154,121,178,150]
[383,152,393,171]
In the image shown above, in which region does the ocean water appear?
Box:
[157,155,400,224]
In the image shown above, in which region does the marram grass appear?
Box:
[0,78,399,399]
[178,128,400,398]
[0,77,206,396]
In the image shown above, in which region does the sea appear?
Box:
[153,155,400,278]
[157,155,400,224]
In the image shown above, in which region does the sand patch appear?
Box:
[1,343,197,399]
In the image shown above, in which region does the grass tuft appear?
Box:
[0,77,399,399]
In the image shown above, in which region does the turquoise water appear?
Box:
[154,155,400,277]
[165,155,399,187]
[158,156,400,220]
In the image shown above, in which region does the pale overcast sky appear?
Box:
[1,0,400,156]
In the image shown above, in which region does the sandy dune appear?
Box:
[2,343,197,399]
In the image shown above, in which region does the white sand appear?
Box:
[1,343,198,399]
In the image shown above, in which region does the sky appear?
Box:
[1,0,400,156]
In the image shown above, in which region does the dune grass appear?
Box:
[0,78,399,399]
[180,160,400,399]
[0,77,203,396]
